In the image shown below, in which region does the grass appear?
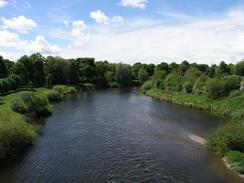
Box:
[0,85,77,160]
[146,89,244,119]
[226,151,244,174]
[146,88,244,174]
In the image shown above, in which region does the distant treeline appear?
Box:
[0,53,244,97]
[0,53,155,93]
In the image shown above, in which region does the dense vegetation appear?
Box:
[0,54,244,174]
[142,60,244,174]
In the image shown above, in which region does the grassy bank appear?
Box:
[145,88,244,174]
[0,85,77,160]
[146,89,244,119]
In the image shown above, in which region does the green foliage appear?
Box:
[11,92,50,116]
[141,80,153,91]
[207,122,244,156]
[0,56,8,78]
[165,72,183,91]
[138,68,149,83]
[222,75,241,95]
[205,78,225,99]
[179,60,190,75]
[46,90,62,102]
[115,64,133,86]
[0,108,36,159]
[235,60,244,76]
[226,151,244,174]
[193,74,209,95]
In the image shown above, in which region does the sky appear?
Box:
[1,0,244,64]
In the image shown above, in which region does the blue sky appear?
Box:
[1,0,244,64]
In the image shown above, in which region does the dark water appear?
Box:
[0,89,243,183]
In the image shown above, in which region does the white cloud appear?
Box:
[90,10,124,25]
[119,0,148,9]
[1,16,37,34]
[70,20,90,47]
[59,9,244,65]
[64,20,69,28]
[90,10,109,24]
[0,30,60,55]
[27,36,60,54]
[0,0,8,8]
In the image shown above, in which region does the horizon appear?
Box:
[1,0,244,64]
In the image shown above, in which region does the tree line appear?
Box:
[0,53,244,98]
[0,53,155,94]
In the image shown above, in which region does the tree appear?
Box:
[0,56,8,78]
[179,60,190,75]
[69,59,80,84]
[223,75,241,94]
[193,74,209,95]
[115,64,132,86]
[216,61,231,76]
[205,78,225,99]
[235,60,244,76]
[165,72,183,91]
[12,62,28,85]
[138,68,148,83]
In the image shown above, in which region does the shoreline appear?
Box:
[145,89,244,177]
[188,134,244,179]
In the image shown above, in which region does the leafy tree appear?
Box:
[205,78,225,99]
[69,59,80,84]
[179,60,190,75]
[138,68,148,83]
[223,75,241,95]
[235,60,244,76]
[0,56,8,78]
[115,64,132,86]
[165,72,183,91]
[216,61,231,76]
[12,62,28,85]
[193,74,209,95]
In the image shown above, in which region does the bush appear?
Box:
[205,78,225,99]
[0,108,36,159]
[11,92,51,116]
[183,82,193,93]
[226,151,244,174]
[223,75,241,95]
[207,122,244,156]
[165,72,183,91]
[141,80,153,91]
[46,90,62,102]
[235,61,244,76]
[193,74,209,95]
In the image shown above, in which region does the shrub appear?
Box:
[46,90,62,102]
[205,78,225,99]
[226,151,244,174]
[183,82,193,93]
[141,80,153,91]
[193,74,209,95]
[165,72,183,91]
[223,75,241,95]
[207,122,244,156]
[235,60,244,76]
[11,92,50,116]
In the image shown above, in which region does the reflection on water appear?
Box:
[0,88,243,183]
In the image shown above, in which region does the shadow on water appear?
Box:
[0,88,243,183]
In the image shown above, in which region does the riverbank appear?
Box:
[145,88,244,176]
[0,85,77,160]
[145,89,244,119]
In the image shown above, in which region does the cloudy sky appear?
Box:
[1,0,244,64]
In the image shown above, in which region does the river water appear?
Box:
[0,88,243,183]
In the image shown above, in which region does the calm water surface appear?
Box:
[0,88,243,183]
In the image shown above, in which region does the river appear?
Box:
[0,88,243,183]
